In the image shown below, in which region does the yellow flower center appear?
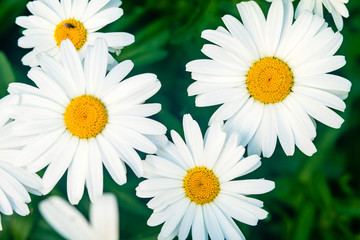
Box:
[246,57,294,104]
[183,166,220,205]
[54,19,87,50]
[64,95,108,139]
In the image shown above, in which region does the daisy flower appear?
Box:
[0,95,42,230]
[16,0,134,67]
[8,38,166,204]
[136,114,275,240]
[39,193,118,240]
[186,0,351,157]
[295,0,349,31]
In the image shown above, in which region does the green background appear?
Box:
[0,0,359,239]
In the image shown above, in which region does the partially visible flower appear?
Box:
[8,38,166,204]
[136,114,274,240]
[186,0,351,157]
[267,0,349,31]
[39,193,118,240]
[16,0,134,67]
[296,0,349,31]
[0,95,42,230]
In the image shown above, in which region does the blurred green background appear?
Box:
[0,0,360,239]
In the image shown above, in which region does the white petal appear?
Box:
[84,8,123,32]
[203,122,226,170]
[211,204,245,240]
[90,193,119,240]
[203,204,224,240]
[96,134,127,185]
[42,133,78,194]
[221,179,275,195]
[60,40,85,93]
[110,116,166,135]
[86,138,103,203]
[67,140,88,205]
[39,196,96,240]
[292,92,344,128]
[178,202,197,240]
[26,1,61,24]
[192,206,206,240]
[237,1,266,56]
[265,0,284,56]
[84,38,108,94]
[159,198,190,238]
[220,155,261,182]
[183,114,204,166]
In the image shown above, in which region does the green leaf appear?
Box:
[0,51,15,98]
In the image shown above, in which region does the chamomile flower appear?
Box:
[0,95,42,230]
[39,193,119,240]
[16,0,134,67]
[136,114,274,240]
[8,38,166,204]
[186,0,351,157]
[295,0,349,31]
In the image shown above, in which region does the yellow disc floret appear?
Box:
[54,18,87,50]
[246,57,294,104]
[183,166,220,205]
[64,95,108,139]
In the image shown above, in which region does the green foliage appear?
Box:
[0,0,359,239]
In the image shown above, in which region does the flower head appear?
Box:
[0,95,42,230]
[8,38,166,204]
[136,114,274,240]
[16,0,134,67]
[39,193,119,240]
[186,0,351,157]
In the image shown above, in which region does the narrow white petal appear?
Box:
[96,135,127,185]
[84,8,123,32]
[159,198,190,238]
[144,155,186,179]
[86,138,103,203]
[203,122,226,169]
[42,133,78,194]
[67,140,88,205]
[82,0,111,21]
[203,204,224,240]
[183,114,204,166]
[237,1,266,56]
[211,204,245,240]
[178,202,197,240]
[293,92,344,128]
[60,40,85,93]
[219,155,261,182]
[192,206,206,240]
[84,38,108,94]
[273,103,295,156]
[265,0,284,56]
[222,179,275,195]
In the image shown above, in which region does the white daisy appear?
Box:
[186,0,351,157]
[0,95,43,230]
[136,114,275,240]
[8,38,166,204]
[39,193,118,240]
[295,0,349,31]
[16,0,134,67]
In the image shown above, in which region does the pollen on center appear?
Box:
[54,18,87,50]
[183,166,220,205]
[64,95,108,139]
[246,57,294,104]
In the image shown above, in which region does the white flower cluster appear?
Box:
[0,0,350,239]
